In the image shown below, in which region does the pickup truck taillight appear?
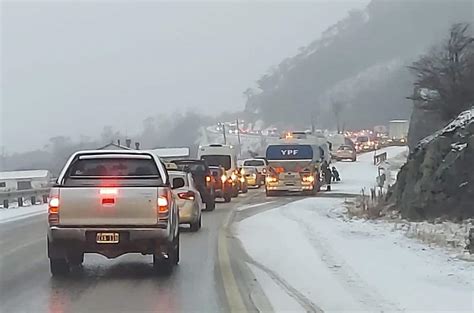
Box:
[157,196,168,213]
[48,189,60,225]
[157,195,170,223]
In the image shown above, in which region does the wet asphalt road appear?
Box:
[0,188,287,313]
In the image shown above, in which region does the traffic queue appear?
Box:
[46,145,265,276]
[46,140,354,276]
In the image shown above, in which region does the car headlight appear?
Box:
[302,175,314,182]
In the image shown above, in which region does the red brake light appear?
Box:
[178,191,195,200]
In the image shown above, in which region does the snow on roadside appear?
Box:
[0,204,47,224]
[236,198,474,312]
[333,146,408,195]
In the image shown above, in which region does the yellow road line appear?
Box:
[218,211,247,312]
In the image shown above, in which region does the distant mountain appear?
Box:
[243,0,473,130]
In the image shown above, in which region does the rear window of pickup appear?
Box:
[69,158,159,177]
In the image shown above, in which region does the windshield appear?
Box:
[243,160,265,166]
[201,155,231,170]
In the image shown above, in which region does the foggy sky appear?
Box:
[1,0,368,153]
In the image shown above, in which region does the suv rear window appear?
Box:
[201,155,231,170]
[69,158,160,177]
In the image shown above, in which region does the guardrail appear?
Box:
[373,152,387,165]
[0,188,51,208]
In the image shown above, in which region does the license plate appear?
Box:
[96,232,119,244]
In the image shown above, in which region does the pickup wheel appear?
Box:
[223,193,231,203]
[153,235,179,274]
[50,258,70,276]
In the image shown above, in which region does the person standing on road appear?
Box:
[321,160,332,190]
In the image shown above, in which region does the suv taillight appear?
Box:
[178,191,195,200]
[48,189,60,225]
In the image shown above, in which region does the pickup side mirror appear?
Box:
[172,177,185,189]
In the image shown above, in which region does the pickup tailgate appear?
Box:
[59,187,158,226]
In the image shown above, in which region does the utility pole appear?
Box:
[222,123,227,145]
[236,118,242,157]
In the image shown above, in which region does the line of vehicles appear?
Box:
[45,122,406,277]
[46,145,268,277]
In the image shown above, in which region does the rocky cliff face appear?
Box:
[387,108,474,220]
[407,106,446,151]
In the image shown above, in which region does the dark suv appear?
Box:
[172,159,215,211]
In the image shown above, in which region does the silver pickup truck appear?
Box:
[47,150,181,276]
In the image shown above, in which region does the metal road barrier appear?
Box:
[0,188,51,208]
[373,152,387,165]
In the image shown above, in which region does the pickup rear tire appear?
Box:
[153,235,179,274]
[50,258,69,276]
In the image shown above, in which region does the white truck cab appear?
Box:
[197,144,237,177]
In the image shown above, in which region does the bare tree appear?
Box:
[409,23,474,120]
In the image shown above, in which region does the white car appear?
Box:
[168,170,203,232]
[242,158,267,184]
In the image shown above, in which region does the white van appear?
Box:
[197,144,237,177]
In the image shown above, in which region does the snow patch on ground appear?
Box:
[236,198,474,312]
[333,146,408,195]
[0,204,47,224]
